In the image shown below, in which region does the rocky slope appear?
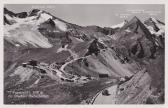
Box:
[4,8,164,104]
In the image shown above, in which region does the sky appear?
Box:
[5,4,165,27]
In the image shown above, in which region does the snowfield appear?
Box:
[5,24,53,48]
[53,19,67,31]
[4,10,68,48]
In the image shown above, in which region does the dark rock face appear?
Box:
[144,18,160,32]
[4,8,28,25]
[46,18,56,27]
[130,41,144,58]
[4,8,17,25]
[114,16,157,59]
[4,7,16,17]
[29,9,40,16]
[39,18,56,31]
[85,39,106,56]
[4,16,11,25]
[17,12,28,18]
[155,35,165,48]
[85,39,100,56]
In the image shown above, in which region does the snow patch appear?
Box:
[57,44,68,53]
[34,78,40,85]
[15,44,20,47]
[36,13,53,25]
[124,28,131,32]
[111,20,127,29]
[5,14,14,20]
[53,19,67,31]
[149,17,165,36]
[75,37,84,42]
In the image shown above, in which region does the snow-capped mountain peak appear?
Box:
[4,8,67,30]
[4,8,69,48]
[144,17,165,37]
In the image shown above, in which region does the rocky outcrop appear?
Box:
[17,12,28,18]
[113,16,157,59]
[144,17,165,48]
[85,39,106,56]
[121,16,152,39]
[4,16,11,25]
[116,69,152,104]
[115,66,164,104]
[29,9,41,17]
[4,8,16,17]
[144,18,160,32]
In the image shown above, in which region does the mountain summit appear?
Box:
[121,16,152,39]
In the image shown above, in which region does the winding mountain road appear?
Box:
[91,85,118,104]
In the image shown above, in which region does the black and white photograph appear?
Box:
[3,3,165,105]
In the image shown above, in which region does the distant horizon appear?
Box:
[5,4,165,27]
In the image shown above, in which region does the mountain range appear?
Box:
[4,8,165,104]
